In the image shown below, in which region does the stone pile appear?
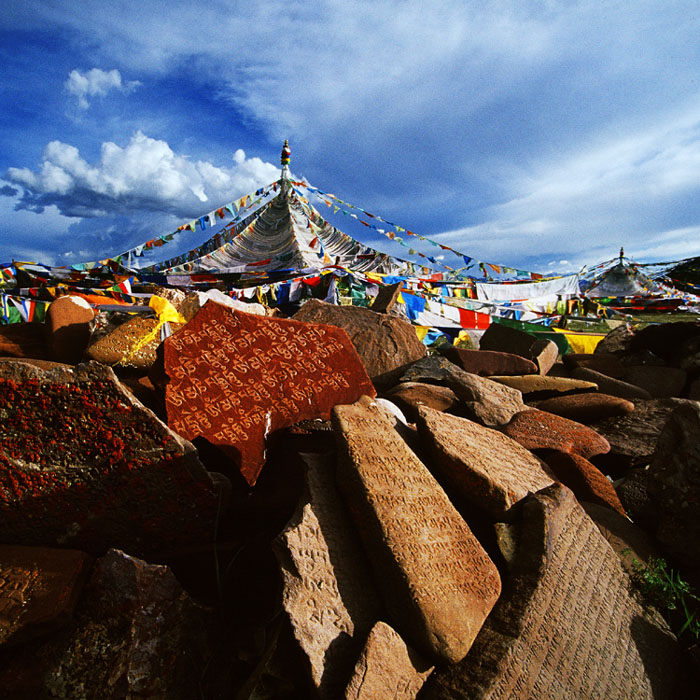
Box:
[0,299,698,698]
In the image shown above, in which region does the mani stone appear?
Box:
[162,301,375,486]
[369,281,403,313]
[562,352,626,379]
[570,366,652,400]
[501,409,610,459]
[343,621,434,700]
[535,393,635,423]
[292,298,427,386]
[0,360,222,557]
[529,338,559,375]
[0,545,91,649]
[623,365,687,399]
[629,320,700,363]
[582,502,661,577]
[439,347,538,376]
[383,382,460,422]
[399,356,526,427]
[422,483,679,700]
[85,315,172,369]
[489,374,598,399]
[416,406,554,517]
[588,398,693,469]
[541,451,627,517]
[0,548,208,700]
[332,397,501,664]
[646,401,700,572]
[45,295,96,364]
[272,452,382,698]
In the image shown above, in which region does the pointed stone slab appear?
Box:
[332,397,501,664]
[162,301,375,485]
[416,406,554,517]
[422,484,679,700]
[272,452,382,698]
[0,360,222,557]
[343,621,434,700]
[0,545,92,649]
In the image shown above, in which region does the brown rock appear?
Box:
[273,452,382,698]
[478,322,537,357]
[383,382,460,422]
[530,338,559,375]
[439,347,538,376]
[0,322,47,360]
[535,393,635,423]
[646,401,700,571]
[416,406,554,517]
[400,356,526,427]
[571,366,652,400]
[624,365,687,398]
[582,502,661,577]
[0,360,222,557]
[422,484,679,700]
[501,409,611,459]
[594,323,636,355]
[332,397,501,664]
[589,398,692,470]
[45,295,96,364]
[293,299,426,385]
[541,451,627,516]
[489,374,598,398]
[84,315,181,369]
[162,301,375,486]
[689,378,700,400]
[0,548,208,700]
[343,621,433,700]
[0,545,91,649]
[369,282,403,313]
[562,352,626,378]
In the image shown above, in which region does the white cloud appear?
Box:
[4,131,280,219]
[65,68,140,108]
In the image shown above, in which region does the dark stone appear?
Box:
[369,282,403,314]
[624,365,687,399]
[45,296,95,364]
[629,321,700,364]
[571,366,652,400]
[399,356,525,427]
[562,352,626,379]
[0,322,48,360]
[0,360,223,557]
[594,324,636,355]
[440,347,538,376]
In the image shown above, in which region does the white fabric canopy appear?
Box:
[475,274,580,302]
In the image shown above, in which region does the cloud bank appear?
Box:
[4,131,279,219]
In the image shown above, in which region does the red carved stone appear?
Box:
[500,409,611,459]
[162,301,375,486]
[542,451,627,516]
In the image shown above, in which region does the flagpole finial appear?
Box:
[281,140,291,167]
[620,246,624,263]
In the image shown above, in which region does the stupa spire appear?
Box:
[280,139,291,195]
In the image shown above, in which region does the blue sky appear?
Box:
[2,1,700,273]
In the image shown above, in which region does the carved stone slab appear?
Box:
[332,397,501,664]
[273,452,382,698]
[423,484,679,700]
[0,360,221,557]
[163,301,375,485]
[416,406,554,517]
[343,621,434,700]
[0,545,91,649]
